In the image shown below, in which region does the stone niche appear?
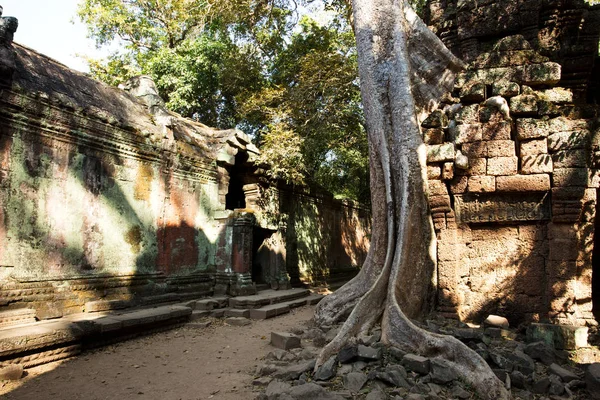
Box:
[424,0,600,326]
[0,12,370,323]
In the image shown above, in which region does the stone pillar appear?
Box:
[214,211,257,296]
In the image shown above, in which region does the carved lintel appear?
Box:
[454,192,550,224]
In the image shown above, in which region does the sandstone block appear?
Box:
[521,154,553,174]
[271,332,301,350]
[449,123,482,144]
[527,323,588,350]
[496,174,550,191]
[427,165,441,180]
[422,110,447,128]
[428,180,449,196]
[549,363,578,383]
[468,176,495,192]
[450,176,468,193]
[482,121,511,140]
[510,94,538,115]
[547,260,577,278]
[541,88,573,103]
[552,168,588,187]
[423,128,444,144]
[522,62,561,86]
[547,130,591,152]
[428,195,451,212]
[552,150,588,168]
[461,141,487,158]
[442,162,454,180]
[487,156,518,176]
[454,104,479,124]
[520,138,547,156]
[460,81,486,102]
[548,240,579,261]
[492,81,520,97]
[427,143,455,163]
[487,140,516,157]
[225,317,251,326]
[456,157,487,176]
[516,118,548,140]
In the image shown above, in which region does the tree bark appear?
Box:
[314,1,510,399]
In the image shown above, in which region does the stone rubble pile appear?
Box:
[254,315,600,400]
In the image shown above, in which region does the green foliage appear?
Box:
[78,0,370,203]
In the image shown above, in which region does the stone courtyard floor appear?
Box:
[0,305,315,400]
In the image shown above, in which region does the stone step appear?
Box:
[249,303,291,320]
[229,288,311,309]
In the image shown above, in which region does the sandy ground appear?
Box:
[0,306,315,400]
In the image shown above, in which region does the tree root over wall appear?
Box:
[313,0,510,399]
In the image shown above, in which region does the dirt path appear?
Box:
[1,306,315,400]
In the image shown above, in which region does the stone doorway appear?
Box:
[225,152,248,210]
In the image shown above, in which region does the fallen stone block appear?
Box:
[586,363,600,399]
[357,344,381,361]
[402,354,431,375]
[225,317,251,326]
[484,315,509,329]
[314,355,337,381]
[524,341,556,365]
[430,358,459,384]
[210,308,227,318]
[271,332,301,351]
[343,371,368,392]
[338,345,358,364]
[526,323,588,350]
[549,363,579,383]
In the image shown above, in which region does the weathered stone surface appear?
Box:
[487,140,515,157]
[457,157,487,176]
[357,345,381,361]
[271,360,316,381]
[483,315,509,329]
[586,363,600,399]
[287,383,345,400]
[454,104,480,124]
[526,323,588,350]
[468,175,495,192]
[422,110,447,129]
[423,128,444,145]
[250,304,290,320]
[271,332,301,350]
[402,354,431,375]
[338,345,358,364]
[481,121,511,141]
[510,94,538,115]
[429,358,459,384]
[225,317,251,326]
[460,81,486,102]
[524,341,556,365]
[265,380,292,398]
[487,156,518,176]
[0,364,23,380]
[520,139,547,156]
[552,168,588,187]
[496,174,550,192]
[314,356,337,381]
[427,143,455,163]
[449,123,482,144]
[552,150,588,168]
[456,63,561,87]
[549,363,579,383]
[516,118,549,140]
[547,130,591,152]
[492,81,520,97]
[462,141,487,158]
[540,88,573,103]
[442,162,454,180]
[343,372,368,392]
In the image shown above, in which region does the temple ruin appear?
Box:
[0,11,370,325]
[423,0,600,325]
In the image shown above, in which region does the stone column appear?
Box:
[213,211,257,296]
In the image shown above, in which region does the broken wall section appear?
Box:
[423,34,599,326]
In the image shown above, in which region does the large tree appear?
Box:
[313,0,509,399]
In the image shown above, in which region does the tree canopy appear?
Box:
[77,0,370,203]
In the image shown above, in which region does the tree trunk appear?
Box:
[314,1,510,399]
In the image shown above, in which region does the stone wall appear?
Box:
[0,16,370,322]
[424,0,600,325]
